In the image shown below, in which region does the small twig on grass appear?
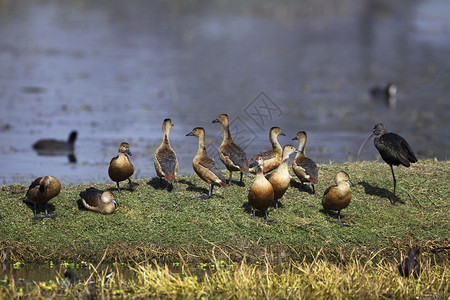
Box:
[407,187,424,209]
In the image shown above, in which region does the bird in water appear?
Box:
[187,127,227,200]
[32,131,77,163]
[358,123,417,203]
[23,176,61,220]
[398,247,421,278]
[322,171,353,226]
[212,114,249,185]
[292,131,319,194]
[108,142,139,192]
[369,83,397,108]
[154,118,178,191]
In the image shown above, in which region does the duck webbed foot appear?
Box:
[126,178,139,190]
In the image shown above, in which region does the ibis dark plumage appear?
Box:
[358,123,417,202]
[398,247,421,278]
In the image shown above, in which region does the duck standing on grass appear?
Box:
[322,171,353,226]
[23,176,61,220]
[187,127,227,199]
[79,187,118,214]
[212,114,249,185]
[154,119,178,190]
[266,145,298,209]
[249,127,285,174]
[292,131,318,194]
[248,157,275,224]
[108,142,138,192]
[398,247,421,278]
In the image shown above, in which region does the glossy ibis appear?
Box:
[358,123,417,203]
[398,247,421,278]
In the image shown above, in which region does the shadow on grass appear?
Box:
[23,201,57,218]
[147,177,173,192]
[242,201,277,222]
[177,179,209,194]
[106,181,140,193]
[358,181,404,205]
[290,179,314,194]
[318,208,353,226]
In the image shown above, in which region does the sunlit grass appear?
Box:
[1,249,449,298]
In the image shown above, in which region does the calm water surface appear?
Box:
[0,0,449,185]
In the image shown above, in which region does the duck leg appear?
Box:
[116,182,121,193]
[311,184,315,195]
[239,171,244,184]
[337,211,349,227]
[227,172,233,185]
[265,210,277,224]
[390,164,397,204]
[126,178,139,190]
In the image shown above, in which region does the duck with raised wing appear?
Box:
[249,127,285,174]
[322,171,353,226]
[212,114,249,185]
[248,157,275,224]
[79,187,118,214]
[23,176,61,220]
[187,127,227,199]
[154,119,178,190]
[292,131,319,194]
[266,145,298,209]
[108,142,138,192]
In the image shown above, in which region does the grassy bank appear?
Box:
[0,159,448,263]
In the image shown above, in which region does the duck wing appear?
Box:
[155,147,178,178]
[296,157,318,182]
[79,187,103,206]
[198,156,226,184]
[221,143,249,171]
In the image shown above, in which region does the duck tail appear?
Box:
[164,174,176,184]
[308,176,318,184]
[219,181,228,188]
[240,167,249,175]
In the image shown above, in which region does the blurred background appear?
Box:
[0,0,448,185]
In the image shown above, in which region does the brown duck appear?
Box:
[266,145,299,209]
[249,127,285,174]
[187,127,227,199]
[154,118,178,190]
[108,142,138,192]
[212,114,249,185]
[322,171,353,226]
[79,187,118,214]
[248,157,275,224]
[23,176,61,219]
[292,131,319,194]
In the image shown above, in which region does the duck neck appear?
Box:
[222,123,233,143]
[196,135,208,157]
[336,182,350,197]
[270,133,281,151]
[162,131,170,146]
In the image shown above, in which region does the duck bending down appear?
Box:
[212,114,249,185]
[154,118,178,190]
[23,176,61,220]
[79,187,118,214]
[248,157,275,224]
[249,127,285,174]
[292,131,319,194]
[322,171,353,226]
[108,142,138,192]
[266,145,299,209]
[187,127,227,199]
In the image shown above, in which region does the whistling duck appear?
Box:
[187,127,227,199]
[358,123,417,203]
[108,142,138,192]
[249,127,285,174]
[154,118,178,190]
[398,247,421,278]
[322,171,353,226]
[266,145,298,209]
[292,131,319,194]
[23,176,61,219]
[212,114,249,185]
[248,157,275,223]
[79,187,118,214]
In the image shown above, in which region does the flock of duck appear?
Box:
[23,113,418,228]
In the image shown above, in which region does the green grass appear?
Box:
[0,159,448,263]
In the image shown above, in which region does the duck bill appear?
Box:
[249,160,259,168]
[292,136,298,141]
[212,118,220,123]
[113,198,119,207]
[125,149,132,156]
[357,133,374,157]
[279,132,286,136]
[186,132,194,136]
[346,179,354,186]
[293,149,301,154]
